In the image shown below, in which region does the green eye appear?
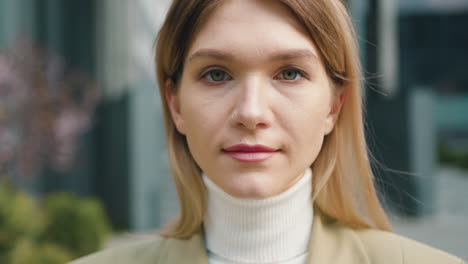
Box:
[205,69,229,82]
[280,69,302,81]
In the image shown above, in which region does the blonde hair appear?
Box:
[155,0,392,238]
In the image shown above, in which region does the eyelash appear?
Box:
[199,66,308,84]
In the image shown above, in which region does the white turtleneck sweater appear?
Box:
[202,168,313,264]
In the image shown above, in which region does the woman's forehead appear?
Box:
[186,0,319,64]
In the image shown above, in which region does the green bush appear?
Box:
[0,183,112,262]
[41,193,111,258]
[8,239,72,264]
[439,143,468,170]
[0,184,43,253]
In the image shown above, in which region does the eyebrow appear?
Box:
[187,48,320,63]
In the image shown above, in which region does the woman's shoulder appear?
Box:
[69,232,207,264]
[348,226,465,264]
[69,236,165,264]
[312,212,464,264]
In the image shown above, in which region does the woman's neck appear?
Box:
[202,168,313,264]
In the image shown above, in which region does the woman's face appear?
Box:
[168,0,343,199]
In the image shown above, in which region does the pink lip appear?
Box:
[223,144,278,162]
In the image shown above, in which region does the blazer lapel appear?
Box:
[307,208,370,264]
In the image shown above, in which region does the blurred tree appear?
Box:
[0,41,100,183]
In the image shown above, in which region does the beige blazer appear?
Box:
[71,209,465,264]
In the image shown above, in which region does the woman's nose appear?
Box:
[230,79,272,131]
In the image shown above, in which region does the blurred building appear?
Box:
[364,0,468,216]
[0,0,175,232]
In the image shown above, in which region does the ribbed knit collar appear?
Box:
[202,168,313,264]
